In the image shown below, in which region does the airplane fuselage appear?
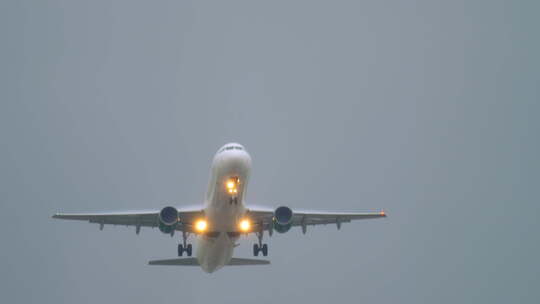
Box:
[196,143,252,272]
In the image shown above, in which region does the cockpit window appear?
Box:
[218,145,244,153]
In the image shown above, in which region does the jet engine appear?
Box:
[158,206,179,234]
[273,206,293,233]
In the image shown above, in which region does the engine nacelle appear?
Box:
[273,206,293,233]
[158,206,179,234]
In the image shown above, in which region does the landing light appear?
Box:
[195,219,208,232]
[226,178,239,195]
[239,219,250,232]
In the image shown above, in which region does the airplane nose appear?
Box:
[212,143,252,173]
[230,151,251,165]
[214,150,251,167]
[224,153,251,173]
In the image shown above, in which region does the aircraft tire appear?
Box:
[262,244,268,256]
[253,244,259,256]
[186,244,193,256]
[178,244,183,256]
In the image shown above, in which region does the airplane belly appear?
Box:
[196,233,234,273]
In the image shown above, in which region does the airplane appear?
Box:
[53,143,387,273]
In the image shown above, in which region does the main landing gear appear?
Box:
[178,231,192,257]
[253,231,268,257]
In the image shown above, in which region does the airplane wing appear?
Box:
[52,207,204,234]
[245,206,387,233]
[148,257,270,266]
[52,206,386,234]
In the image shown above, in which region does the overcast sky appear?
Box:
[1,1,539,303]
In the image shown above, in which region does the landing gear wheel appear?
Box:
[261,244,268,256]
[253,244,259,256]
[186,244,193,256]
[178,244,184,256]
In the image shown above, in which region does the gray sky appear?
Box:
[1,0,539,303]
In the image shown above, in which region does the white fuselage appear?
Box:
[196,143,252,273]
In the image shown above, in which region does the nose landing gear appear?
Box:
[253,231,268,256]
[226,177,239,205]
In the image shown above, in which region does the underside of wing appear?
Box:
[148,258,270,266]
[291,210,387,226]
[246,206,387,232]
[52,206,205,234]
[52,210,159,227]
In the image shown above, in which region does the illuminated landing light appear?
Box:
[226,178,241,195]
[226,178,239,194]
[380,210,386,217]
[239,219,251,232]
[195,219,208,232]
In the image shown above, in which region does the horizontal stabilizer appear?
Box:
[227,258,270,265]
[148,257,270,266]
